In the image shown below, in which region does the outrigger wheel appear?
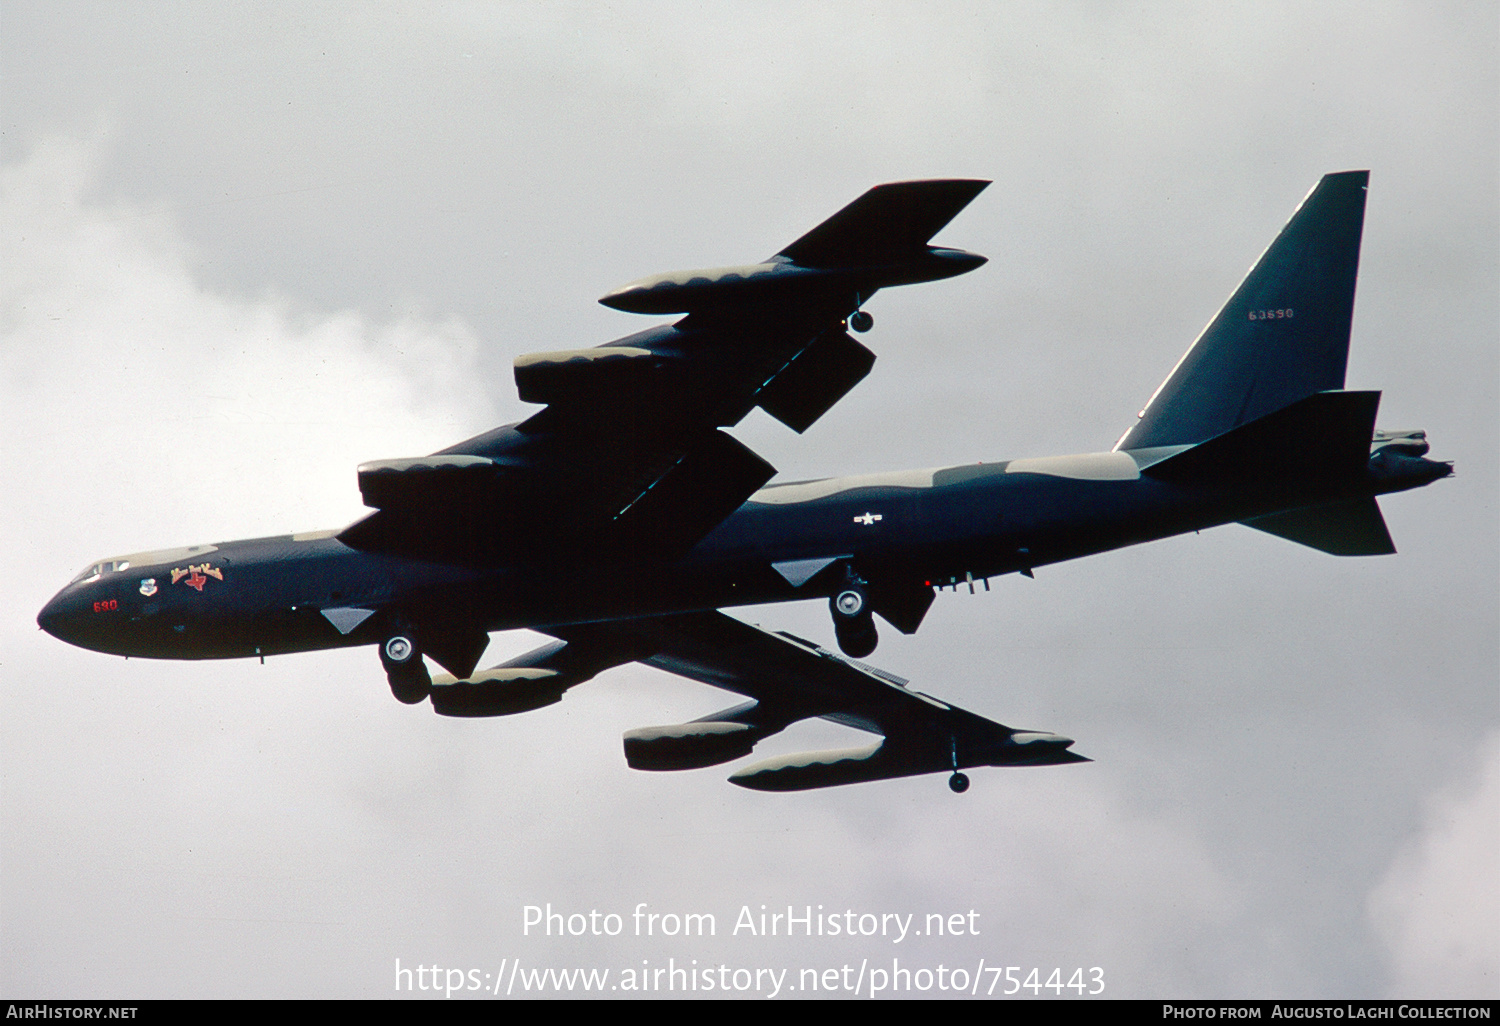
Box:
[948,736,969,793]
[381,633,431,705]
[849,310,874,333]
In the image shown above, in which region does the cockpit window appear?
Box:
[68,544,216,584]
[70,559,132,584]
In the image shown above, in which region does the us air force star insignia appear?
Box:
[853,512,883,526]
[139,578,157,597]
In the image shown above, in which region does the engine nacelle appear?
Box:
[356,454,499,511]
[598,262,812,315]
[513,346,664,406]
[597,247,986,317]
[729,731,1088,791]
[429,667,567,718]
[729,743,892,791]
[623,721,757,771]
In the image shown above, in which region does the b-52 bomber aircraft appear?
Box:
[39,173,1451,793]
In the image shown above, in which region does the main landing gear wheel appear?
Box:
[849,310,874,333]
[833,586,866,618]
[830,584,878,659]
[384,636,414,663]
[381,633,431,705]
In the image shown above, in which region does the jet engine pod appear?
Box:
[513,346,665,406]
[598,262,820,315]
[357,454,500,511]
[729,742,895,791]
[429,667,567,718]
[623,721,757,771]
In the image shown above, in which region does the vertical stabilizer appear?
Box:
[1116,171,1368,451]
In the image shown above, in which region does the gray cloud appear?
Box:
[1370,732,1500,998]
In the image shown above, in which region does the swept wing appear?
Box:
[339,180,988,567]
[430,611,1086,791]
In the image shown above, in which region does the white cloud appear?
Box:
[1369,732,1500,998]
[0,131,492,585]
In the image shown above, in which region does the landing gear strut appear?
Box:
[849,293,874,334]
[381,632,431,704]
[948,736,969,793]
[830,572,877,658]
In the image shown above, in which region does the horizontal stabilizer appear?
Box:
[1241,497,1395,556]
[778,179,990,267]
[1143,390,1380,485]
[1371,428,1429,457]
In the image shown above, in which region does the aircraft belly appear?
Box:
[692,473,1194,586]
[688,449,1403,592]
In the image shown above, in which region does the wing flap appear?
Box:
[341,424,771,565]
[755,328,875,433]
[609,429,776,560]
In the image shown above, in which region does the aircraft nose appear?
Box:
[37,589,85,643]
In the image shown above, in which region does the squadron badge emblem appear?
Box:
[170,563,223,593]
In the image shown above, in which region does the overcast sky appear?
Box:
[2,2,1495,1000]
